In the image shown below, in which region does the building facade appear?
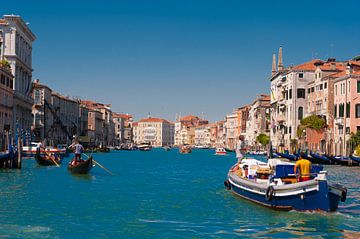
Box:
[0,15,36,131]
[135,117,174,147]
[225,113,238,150]
[113,113,133,145]
[194,125,211,147]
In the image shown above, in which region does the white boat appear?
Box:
[224,157,347,211]
[215,147,227,155]
[22,142,67,158]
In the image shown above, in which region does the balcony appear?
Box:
[334,118,344,125]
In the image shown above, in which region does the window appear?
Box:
[297,89,305,98]
[346,103,350,118]
[289,89,292,99]
[320,84,323,90]
[346,127,350,134]
[298,107,304,120]
[335,85,338,95]
[357,126,360,132]
[308,88,310,94]
[339,125,343,135]
[289,126,292,134]
[311,87,314,93]
[339,104,344,117]
[299,73,303,78]
[324,82,327,89]
[356,104,360,118]
[357,81,360,93]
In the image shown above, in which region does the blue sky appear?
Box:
[1,0,360,121]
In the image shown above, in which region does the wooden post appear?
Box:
[17,137,22,169]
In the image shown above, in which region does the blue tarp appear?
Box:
[275,164,323,178]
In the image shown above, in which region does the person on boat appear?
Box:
[235,136,245,161]
[69,140,84,162]
[294,152,312,182]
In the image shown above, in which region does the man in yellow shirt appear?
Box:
[294,153,312,182]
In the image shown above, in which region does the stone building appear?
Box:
[0,63,14,149]
[194,124,211,147]
[174,115,208,146]
[225,113,238,150]
[0,15,36,131]
[245,94,270,149]
[135,117,174,147]
[113,113,133,145]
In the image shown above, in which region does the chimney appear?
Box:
[278,46,284,71]
[346,63,353,75]
[272,53,277,75]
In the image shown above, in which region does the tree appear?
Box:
[256,133,270,147]
[349,132,360,154]
[297,115,326,138]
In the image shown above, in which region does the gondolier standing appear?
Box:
[69,140,84,162]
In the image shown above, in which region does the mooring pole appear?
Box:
[17,137,22,169]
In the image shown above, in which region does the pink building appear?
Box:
[333,60,360,155]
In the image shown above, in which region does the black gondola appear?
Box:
[309,152,332,165]
[68,157,93,174]
[325,155,359,166]
[35,148,62,166]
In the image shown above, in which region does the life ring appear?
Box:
[341,189,347,202]
[224,180,231,190]
[265,186,275,201]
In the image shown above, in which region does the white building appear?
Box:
[270,47,316,150]
[0,15,36,130]
[225,113,238,150]
[136,117,174,147]
[194,125,211,147]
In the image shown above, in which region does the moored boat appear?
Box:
[325,155,359,166]
[22,142,66,158]
[349,154,360,164]
[275,151,297,161]
[215,147,227,155]
[35,148,62,166]
[179,145,192,154]
[224,158,347,211]
[309,152,332,165]
[138,143,151,151]
[68,157,93,174]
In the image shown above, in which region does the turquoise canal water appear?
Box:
[0,149,359,238]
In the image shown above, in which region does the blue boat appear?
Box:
[309,152,332,165]
[349,155,360,164]
[325,155,359,166]
[0,145,19,169]
[224,158,347,211]
[275,151,297,161]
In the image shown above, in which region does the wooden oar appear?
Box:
[83,153,113,175]
[43,149,60,167]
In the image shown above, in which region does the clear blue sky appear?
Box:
[1,0,360,121]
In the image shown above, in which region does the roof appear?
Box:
[81,100,111,110]
[132,122,138,127]
[112,113,133,120]
[139,117,170,124]
[290,59,346,72]
[180,115,200,121]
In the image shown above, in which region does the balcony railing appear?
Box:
[334,118,344,125]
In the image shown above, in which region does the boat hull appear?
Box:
[226,174,344,212]
[68,157,93,174]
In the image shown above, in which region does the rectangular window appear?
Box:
[346,103,350,118]
[308,88,310,94]
[335,85,337,95]
[339,126,343,135]
[324,82,327,89]
[357,81,360,93]
[297,89,305,98]
[346,127,350,134]
[357,126,360,132]
[356,104,360,118]
[339,104,344,117]
[320,84,323,90]
[299,73,303,78]
[289,126,292,134]
[311,87,314,93]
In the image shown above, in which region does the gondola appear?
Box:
[0,146,19,169]
[309,152,332,165]
[349,155,360,164]
[68,157,93,174]
[35,148,62,166]
[275,151,297,161]
[225,148,235,153]
[325,155,359,166]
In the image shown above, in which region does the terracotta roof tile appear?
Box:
[139,117,170,123]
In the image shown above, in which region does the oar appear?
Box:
[43,149,60,167]
[83,153,113,175]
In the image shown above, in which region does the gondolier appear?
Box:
[235,136,245,160]
[69,140,84,162]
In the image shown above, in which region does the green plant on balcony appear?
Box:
[0,59,11,69]
[256,133,270,147]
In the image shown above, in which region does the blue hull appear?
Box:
[227,176,342,212]
[350,155,360,163]
[275,152,297,161]
[309,152,332,165]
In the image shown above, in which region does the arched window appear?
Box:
[298,107,303,120]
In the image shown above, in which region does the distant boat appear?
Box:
[35,148,62,166]
[194,145,210,149]
[215,147,227,155]
[137,144,152,151]
[225,148,235,153]
[325,155,359,166]
[179,145,192,154]
[275,151,297,161]
[0,145,19,169]
[224,157,347,211]
[163,146,171,151]
[22,142,66,158]
[68,157,93,174]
